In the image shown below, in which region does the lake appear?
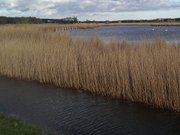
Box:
[70,26,180,43]
[0,77,179,135]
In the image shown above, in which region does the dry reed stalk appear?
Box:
[0,25,179,111]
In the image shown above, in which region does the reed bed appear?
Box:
[1,22,180,32]
[0,25,179,111]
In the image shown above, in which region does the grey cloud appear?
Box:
[0,1,9,9]
[46,0,180,13]
[0,0,180,18]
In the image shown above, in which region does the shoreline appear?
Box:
[1,22,180,30]
[0,25,179,112]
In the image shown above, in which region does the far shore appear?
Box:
[1,22,180,34]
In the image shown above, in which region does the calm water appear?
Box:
[70,26,180,43]
[0,77,180,135]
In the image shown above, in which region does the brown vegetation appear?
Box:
[2,22,180,32]
[0,25,179,111]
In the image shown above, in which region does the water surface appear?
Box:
[0,77,180,135]
[70,26,180,43]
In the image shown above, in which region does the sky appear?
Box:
[0,0,180,21]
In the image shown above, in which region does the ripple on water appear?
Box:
[0,77,179,135]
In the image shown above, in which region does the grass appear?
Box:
[0,114,46,135]
[0,25,179,112]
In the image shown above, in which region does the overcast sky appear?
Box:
[0,0,180,20]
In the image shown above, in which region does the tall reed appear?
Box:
[0,25,179,111]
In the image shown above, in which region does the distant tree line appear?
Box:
[0,16,42,24]
[0,16,179,24]
[82,18,180,24]
[0,16,78,24]
[42,17,78,24]
[121,18,180,23]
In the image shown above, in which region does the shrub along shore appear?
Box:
[0,25,179,111]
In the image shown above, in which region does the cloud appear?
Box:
[0,0,180,19]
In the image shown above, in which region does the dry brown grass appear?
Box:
[2,22,179,31]
[0,25,179,111]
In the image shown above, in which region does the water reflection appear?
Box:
[0,77,179,135]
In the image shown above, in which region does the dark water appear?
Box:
[0,77,180,135]
[70,26,180,43]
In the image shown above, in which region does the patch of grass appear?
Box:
[0,114,46,135]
